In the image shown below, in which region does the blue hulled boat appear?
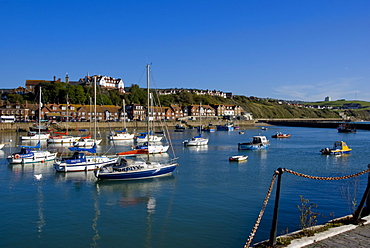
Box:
[238,135,270,150]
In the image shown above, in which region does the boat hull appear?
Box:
[183,137,209,146]
[229,155,248,161]
[54,156,118,172]
[108,133,135,140]
[238,143,269,150]
[95,163,178,180]
[7,151,57,164]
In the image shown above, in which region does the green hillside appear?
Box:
[306,100,370,108]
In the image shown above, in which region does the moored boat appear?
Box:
[238,135,270,150]
[54,150,118,172]
[229,155,248,161]
[217,123,234,131]
[95,158,178,180]
[183,134,209,146]
[20,131,50,140]
[271,132,291,138]
[337,123,356,133]
[320,141,352,155]
[7,141,57,164]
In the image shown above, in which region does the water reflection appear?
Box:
[36,181,45,238]
[7,161,54,175]
[95,175,176,211]
[54,171,97,183]
[184,145,209,152]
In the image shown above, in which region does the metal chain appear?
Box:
[244,171,279,248]
[243,167,370,248]
[284,168,370,180]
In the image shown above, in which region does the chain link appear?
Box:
[284,168,370,180]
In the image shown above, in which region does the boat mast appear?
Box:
[66,94,69,134]
[38,86,42,149]
[94,76,97,142]
[123,99,126,130]
[146,64,150,163]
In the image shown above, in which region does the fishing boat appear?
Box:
[54,76,118,172]
[229,155,248,161]
[337,122,356,133]
[320,141,352,155]
[271,132,291,138]
[238,135,270,150]
[95,64,179,180]
[7,141,57,164]
[217,123,234,131]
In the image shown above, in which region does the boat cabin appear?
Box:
[63,152,87,164]
[252,136,269,144]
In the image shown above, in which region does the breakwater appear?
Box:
[259,118,370,130]
[0,119,255,131]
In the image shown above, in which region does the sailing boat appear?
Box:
[94,64,178,180]
[20,86,50,141]
[54,77,118,172]
[183,103,209,146]
[107,99,135,141]
[47,96,80,144]
[134,93,163,143]
[8,87,57,164]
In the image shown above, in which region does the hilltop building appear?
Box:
[77,74,125,93]
[325,96,331,101]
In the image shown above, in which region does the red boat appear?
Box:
[271,132,291,138]
[117,149,148,156]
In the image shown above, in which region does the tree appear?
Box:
[7,94,24,104]
[128,84,146,105]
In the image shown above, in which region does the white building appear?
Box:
[79,75,125,93]
[324,96,331,101]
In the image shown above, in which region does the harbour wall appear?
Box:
[258,118,370,130]
[0,119,256,131]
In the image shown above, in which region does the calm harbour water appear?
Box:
[1,125,370,248]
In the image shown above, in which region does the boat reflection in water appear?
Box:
[184,145,209,152]
[95,175,176,211]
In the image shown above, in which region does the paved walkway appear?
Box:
[285,215,370,248]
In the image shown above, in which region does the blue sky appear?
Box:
[1,0,369,101]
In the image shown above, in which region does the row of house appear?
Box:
[156,88,232,98]
[0,101,250,122]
